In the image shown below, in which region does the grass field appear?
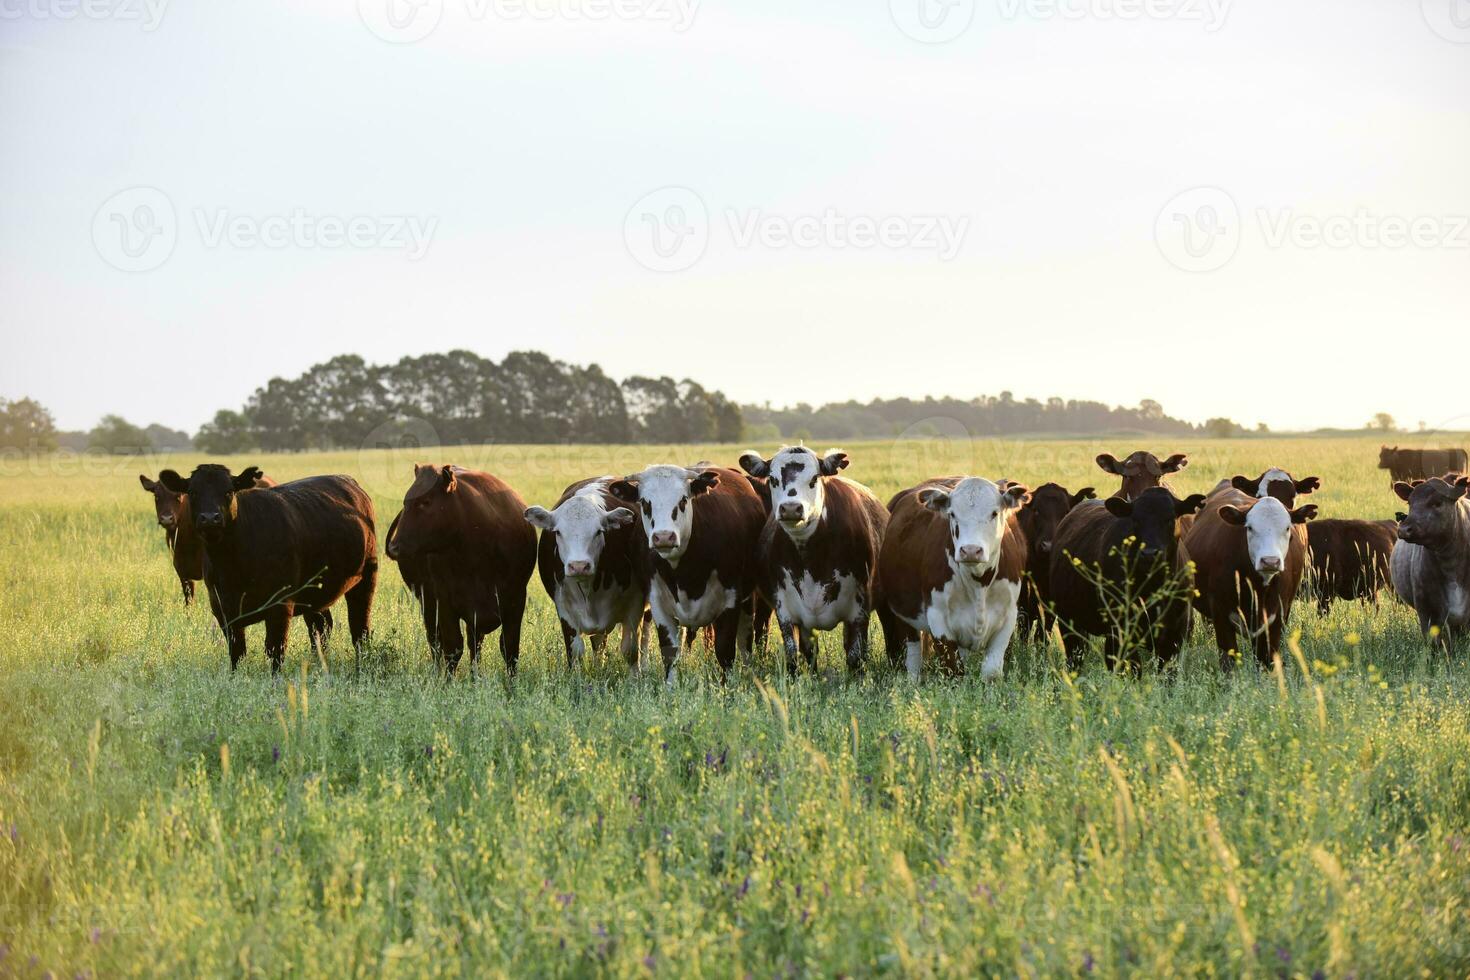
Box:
[2,436,1468,977]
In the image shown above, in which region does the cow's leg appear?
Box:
[749,595,772,654]
[933,637,963,677]
[467,623,488,676]
[226,622,247,671]
[439,618,465,677]
[180,577,195,605]
[712,606,741,681]
[264,608,291,676]
[778,617,800,675]
[875,604,912,674]
[653,610,681,684]
[345,562,377,674]
[1212,607,1239,671]
[798,626,818,672]
[590,632,608,659]
[842,613,870,674]
[560,619,581,670]
[497,582,527,676]
[619,604,643,673]
[736,596,756,660]
[639,609,652,663]
[303,611,330,663]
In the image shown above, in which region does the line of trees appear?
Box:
[194,351,744,453]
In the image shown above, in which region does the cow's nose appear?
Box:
[1039,540,1052,553]
[1259,556,1282,571]
[566,560,592,577]
[651,530,677,549]
[778,502,803,522]
[957,544,986,564]
[198,512,223,527]
[159,516,174,527]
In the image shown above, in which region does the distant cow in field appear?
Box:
[1379,446,1468,484]
[139,469,274,604]
[1229,468,1321,509]
[525,477,646,671]
[610,465,767,681]
[877,477,1029,680]
[1014,483,1096,637]
[385,465,536,676]
[1047,488,1207,669]
[1096,451,1188,500]
[1304,519,1397,614]
[158,465,376,672]
[1391,475,1470,647]
[739,447,889,674]
[1180,487,1317,668]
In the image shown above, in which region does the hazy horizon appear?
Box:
[3,0,1468,434]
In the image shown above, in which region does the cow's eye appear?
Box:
[809,477,818,488]
[990,510,997,520]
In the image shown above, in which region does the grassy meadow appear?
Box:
[2,435,1469,977]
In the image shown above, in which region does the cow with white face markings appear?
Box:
[1229,467,1321,509]
[610,464,766,681]
[738,447,889,674]
[525,477,647,672]
[876,477,1030,681]
[1180,487,1317,668]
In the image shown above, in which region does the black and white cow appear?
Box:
[738,447,889,674]
[610,465,766,681]
[525,477,646,671]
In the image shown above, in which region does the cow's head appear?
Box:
[919,477,1029,568]
[158,464,264,541]
[1104,488,1207,561]
[739,446,847,540]
[1095,451,1187,500]
[1378,445,1396,468]
[387,464,463,561]
[1229,468,1321,509]
[524,484,636,579]
[610,464,720,562]
[1017,482,1095,557]
[139,472,188,530]
[1218,496,1317,583]
[1394,476,1468,547]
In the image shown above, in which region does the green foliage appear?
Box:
[2,436,1468,975]
[86,414,152,455]
[0,396,57,453]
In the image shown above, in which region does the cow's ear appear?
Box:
[737,452,769,479]
[1296,476,1321,494]
[159,469,189,493]
[1095,453,1123,475]
[439,465,458,493]
[138,474,156,492]
[918,488,950,513]
[1104,497,1133,518]
[819,451,849,477]
[1177,493,1208,516]
[1161,453,1189,473]
[232,466,264,491]
[603,506,636,530]
[524,506,556,531]
[609,480,640,503]
[689,470,720,496]
[1392,481,1414,502]
[1395,511,1408,523]
[1218,505,1248,526]
[1229,475,1256,494]
[1001,483,1030,509]
[1070,486,1097,506]
[1290,504,1319,524]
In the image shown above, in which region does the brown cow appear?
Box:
[1391,475,1470,647]
[525,477,646,671]
[1379,446,1469,485]
[385,465,536,676]
[1095,451,1188,500]
[739,447,889,674]
[876,477,1029,680]
[1180,487,1317,668]
[1014,482,1096,638]
[610,465,766,681]
[1228,468,1321,509]
[1305,518,1397,614]
[158,465,376,673]
[139,469,274,604]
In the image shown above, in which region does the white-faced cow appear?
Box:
[158,465,376,673]
[1096,451,1188,500]
[738,447,889,674]
[1180,487,1317,668]
[876,477,1029,680]
[525,477,646,671]
[385,465,536,676]
[1391,475,1470,647]
[610,465,766,681]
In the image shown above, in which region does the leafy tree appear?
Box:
[1203,417,1244,439]
[0,397,58,453]
[1368,412,1396,432]
[195,410,259,455]
[145,423,193,451]
[88,415,152,455]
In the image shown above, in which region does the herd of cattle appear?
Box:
[135,443,1470,679]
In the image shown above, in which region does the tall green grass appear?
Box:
[2,437,1468,976]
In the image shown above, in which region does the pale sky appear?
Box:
[2,0,1467,433]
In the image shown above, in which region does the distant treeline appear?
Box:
[194,352,744,453]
